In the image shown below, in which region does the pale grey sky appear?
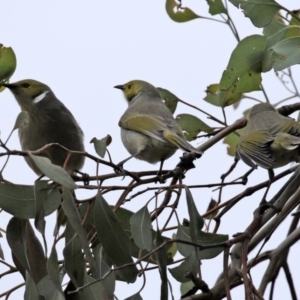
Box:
[0,1,299,299]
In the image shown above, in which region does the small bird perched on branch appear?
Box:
[115,80,202,174]
[236,102,300,203]
[4,79,85,175]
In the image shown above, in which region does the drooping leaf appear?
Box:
[130,205,153,252]
[90,135,112,158]
[94,193,138,283]
[37,275,64,300]
[230,0,282,28]
[61,189,94,268]
[169,251,198,283]
[63,225,85,288]
[157,87,179,114]
[155,229,168,300]
[203,84,222,107]
[7,218,47,284]
[13,111,29,130]
[204,199,219,220]
[206,0,226,15]
[269,36,300,71]
[166,0,200,22]
[91,243,115,299]
[176,225,228,259]
[124,293,143,300]
[82,274,107,300]
[47,246,64,296]
[185,187,204,244]
[24,272,39,300]
[180,281,195,297]
[219,35,266,106]
[34,180,48,235]
[29,154,77,189]
[223,129,243,156]
[0,44,17,84]
[175,114,212,141]
[0,183,61,219]
[115,207,175,264]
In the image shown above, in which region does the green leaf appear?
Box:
[176,225,228,259]
[269,36,300,71]
[82,274,107,300]
[157,87,179,114]
[0,44,17,83]
[91,243,115,298]
[29,154,77,189]
[94,193,138,283]
[13,111,29,130]
[169,251,198,283]
[61,189,94,268]
[63,232,85,288]
[185,187,204,244]
[223,130,242,156]
[237,0,282,28]
[115,207,175,264]
[219,35,266,107]
[7,218,47,284]
[180,281,195,297]
[124,293,143,300]
[206,0,226,15]
[166,0,200,22]
[90,134,112,158]
[203,84,222,107]
[130,205,153,252]
[47,246,64,296]
[34,180,48,235]
[24,272,39,300]
[263,14,286,37]
[0,183,60,219]
[175,114,212,141]
[37,275,64,300]
[155,229,168,300]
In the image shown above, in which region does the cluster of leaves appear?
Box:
[0,1,300,300]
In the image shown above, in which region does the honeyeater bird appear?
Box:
[236,102,300,203]
[114,80,202,173]
[4,79,85,175]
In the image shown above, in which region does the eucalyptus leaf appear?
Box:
[223,129,243,157]
[130,205,153,251]
[13,111,29,130]
[0,44,17,82]
[0,182,60,219]
[61,189,94,268]
[219,35,266,107]
[90,134,112,158]
[175,114,212,141]
[29,154,77,189]
[124,293,143,300]
[206,0,226,15]
[269,36,300,71]
[94,193,138,283]
[166,0,200,22]
[176,225,228,259]
[157,87,179,114]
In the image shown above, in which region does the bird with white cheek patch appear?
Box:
[4,79,85,175]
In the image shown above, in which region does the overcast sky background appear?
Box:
[0,1,299,299]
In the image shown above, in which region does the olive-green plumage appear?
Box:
[4,79,85,175]
[236,102,300,170]
[115,80,202,168]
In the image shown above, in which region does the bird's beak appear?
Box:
[2,83,15,89]
[114,85,124,90]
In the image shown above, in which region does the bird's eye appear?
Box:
[128,84,132,89]
[22,83,30,88]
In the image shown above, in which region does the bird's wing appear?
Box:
[237,130,275,169]
[163,129,202,154]
[119,114,167,142]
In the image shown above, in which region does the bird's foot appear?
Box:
[114,162,127,180]
[155,171,166,184]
